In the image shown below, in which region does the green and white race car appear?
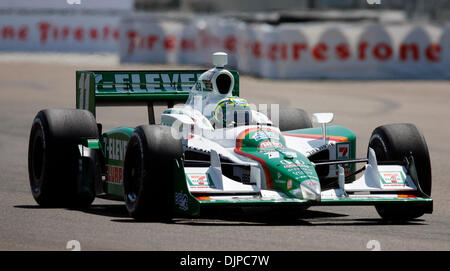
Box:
[28,52,432,221]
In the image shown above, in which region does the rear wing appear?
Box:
[76,70,239,122]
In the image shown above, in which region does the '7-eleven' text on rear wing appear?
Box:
[76,70,240,122]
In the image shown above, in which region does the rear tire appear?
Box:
[368,123,432,221]
[28,109,99,208]
[123,125,183,221]
[270,107,312,132]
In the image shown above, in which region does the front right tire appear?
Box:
[368,123,432,221]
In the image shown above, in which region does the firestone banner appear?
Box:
[0,14,120,52]
[119,14,450,79]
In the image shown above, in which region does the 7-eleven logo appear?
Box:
[337,143,350,159]
[336,143,350,175]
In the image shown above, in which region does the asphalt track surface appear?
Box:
[0,54,449,250]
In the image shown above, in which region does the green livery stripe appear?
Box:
[197,198,311,206]
[197,196,432,207]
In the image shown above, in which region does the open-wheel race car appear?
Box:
[28,52,432,222]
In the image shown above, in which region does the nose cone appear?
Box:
[271,153,321,201]
[300,179,321,201]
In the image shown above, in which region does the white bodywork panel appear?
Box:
[321,149,418,199]
[184,167,259,194]
[345,165,417,192]
[283,134,337,158]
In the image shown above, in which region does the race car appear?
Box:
[28,52,432,222]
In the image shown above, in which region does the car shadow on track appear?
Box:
[109,206,426,226]
[14,205,427,226]
[14,204,130,219]
[166,207,427,226]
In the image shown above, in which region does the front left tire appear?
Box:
[28,109,99,208]
[123,125,183,221]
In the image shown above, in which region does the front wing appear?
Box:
[172,158,432,216]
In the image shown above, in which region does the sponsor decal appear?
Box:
[335,142,351,175]
[302,179,319,190]
[281,159,310,170]
[95,72,201,93]
[187,174,216,188]
[280,160,300,169]
[294,159,307,166]
[337,143,350,159]
[251,130,280,142]
[379,171,406,186]
[236,127,284,148]
[258,140,284,150]
[104,138,128,161]
[280,160,293,165]
[106,165,123,184]
[175,191,189,211]
[287,179,293,190]
[291,171,304,176]
[284,164,299,169]
[306,142,334,156]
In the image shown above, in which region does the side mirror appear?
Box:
[312,113,334,144]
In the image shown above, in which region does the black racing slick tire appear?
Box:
[123,125,183,221]
[275,108,312,132]
[28,109,99,208]
[368,123,432,221]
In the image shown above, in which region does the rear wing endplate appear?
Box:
[76,70,240,121]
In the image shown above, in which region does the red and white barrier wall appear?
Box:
[0,14,120,52]
[119,14,450,79]
[2,9,449,79]
[0,0,132,52]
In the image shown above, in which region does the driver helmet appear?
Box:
[212,96,252,128]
